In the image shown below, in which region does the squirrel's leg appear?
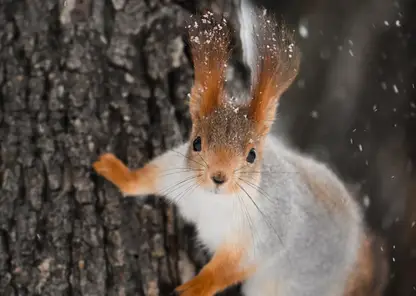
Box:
[174,244,255,296]
[93,143,190,198]
[93,153,159,196]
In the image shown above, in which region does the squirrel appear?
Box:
[93,1,389,295]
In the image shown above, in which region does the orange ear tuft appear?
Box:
[187,12,231,120]
[248,15,300,135]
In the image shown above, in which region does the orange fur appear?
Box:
[208,146,262,194]
[343,234,388,296]
[208,147,237,174]
[344,235,374,296]
[93,153,158,196]
[247,18,300,134]
[187,13,231,120]
[298,165,347,212]
[175,244,255,296]
[208,148,239,193]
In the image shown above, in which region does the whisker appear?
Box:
[161,167,204,172]
[238,177,308,222]
[238,170,299,175]
[236,190,256,255]
[159,169,203,178]
[170,177,202,205]
[238,176,327,223]
[168,182,196,205]
[171,149,207,169]
[236,181,299,271]
[238,177,276,205]
[198,154,209,168]
[159,175,200,197]
[234,163,249,173]
[236,182,284,246]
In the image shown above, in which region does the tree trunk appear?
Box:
[0,0,242,295]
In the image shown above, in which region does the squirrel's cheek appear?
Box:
[198,176,215,190]
[227,182,241,195]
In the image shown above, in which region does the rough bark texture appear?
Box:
[0,0,416,295]
[0,0,236,295]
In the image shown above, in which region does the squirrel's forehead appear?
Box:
[208,107,251,125]
[200,108,255,147]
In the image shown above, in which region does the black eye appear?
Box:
[193,136,202,152]
[246,148,256,163]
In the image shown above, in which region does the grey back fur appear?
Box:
[240,134,364,296]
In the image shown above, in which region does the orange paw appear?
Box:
[174,273,215,296]
[93,153,137,195]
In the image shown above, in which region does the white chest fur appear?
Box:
[177,188,243,251]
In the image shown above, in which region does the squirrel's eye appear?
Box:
[246,148,256,163]
[193,136,202,152]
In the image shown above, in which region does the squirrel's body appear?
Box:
[93,4,388,296]
[140,132,363,296]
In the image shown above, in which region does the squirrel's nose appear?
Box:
[211,172,227,185]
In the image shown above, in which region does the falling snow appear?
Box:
[297,79,305,88]
[363,195,370,208]
[299,24,308,38]
[310,110,319,118]
[191,36,200,44]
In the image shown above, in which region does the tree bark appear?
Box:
[0,0,242,295]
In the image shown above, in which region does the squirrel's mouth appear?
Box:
[200,176,235,195]
[206,185,230,195]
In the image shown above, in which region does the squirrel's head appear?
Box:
[185,12,300,195]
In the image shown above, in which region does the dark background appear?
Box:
[0,0,415,295]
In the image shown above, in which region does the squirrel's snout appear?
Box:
[211,172,227,185]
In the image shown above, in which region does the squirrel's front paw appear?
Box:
[173,274,215,296]
[93,153,136,195]
[93,153,123,174]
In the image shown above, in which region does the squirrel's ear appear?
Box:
[187,12,231,121]
[247,16,300,135]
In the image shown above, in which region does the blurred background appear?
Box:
[0,0,415,295]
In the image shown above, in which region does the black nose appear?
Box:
[212,172,226,185]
